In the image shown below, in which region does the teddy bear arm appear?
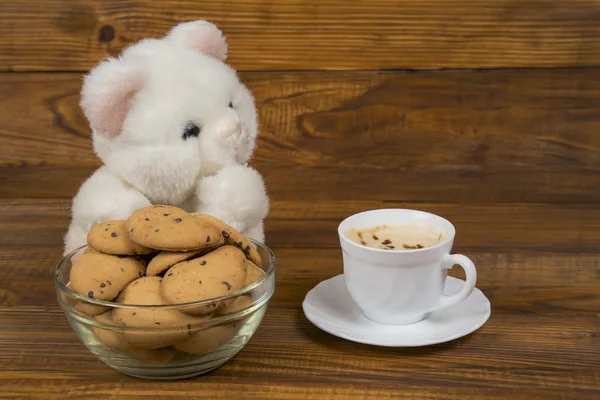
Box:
[243,220,265,243]
[195,165,269,240]
[63,166,152,256]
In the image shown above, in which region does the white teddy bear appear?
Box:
[63,20,270,256]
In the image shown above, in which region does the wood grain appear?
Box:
[0,308,598,399]
[1,69,599,203]
[2,0,600,71]
[1,198,599,252]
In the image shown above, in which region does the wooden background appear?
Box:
[0,1,599,399]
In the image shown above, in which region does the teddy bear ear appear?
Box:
[80,58,144,139]
[165,20,228,61]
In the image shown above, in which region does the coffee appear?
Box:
[344,224,443,250]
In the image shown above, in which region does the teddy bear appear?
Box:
[63,20,270,256]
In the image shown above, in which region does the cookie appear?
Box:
[244,260,265,287]
[87,220,153,255]
[173,322,242,355]
[126,346,176,364]
[132,253,153,267]
[126,205,224,251]
[70,252,146,301]
[215,295,254,315]
[113,276,208,349]
[146,249,205,277]
[161,245,247,314]
[74,301,109,316]
[93,311,175,363]
[191,212,262,266]
[210,261,262,315]
[83,246,100,255]
[93,311,130,350]
[137,251,160,266]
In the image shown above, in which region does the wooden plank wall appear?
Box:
[1,0,599,261]
[0,0,599,200]
[2,69,600,204]
[2,0,600,71]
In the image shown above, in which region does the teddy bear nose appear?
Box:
[215,116,240,138]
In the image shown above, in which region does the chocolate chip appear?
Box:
[417,244,424,249]
[187,323,191,334]
[104,228,109,231]
[132,312,136,316]
[200,260,207,266]
[106,280,112,286]
[163,213,171,216]
[155,322,161,325]
[372,234,379,240]
[145,218,150,221]
[387,245,395,249]
[360,240,367,246]
[382,239,392,245]
[100,283,106,288]
[221,281,232,291]
[199,280,203,284]
[87,291,94,298]
[206,236,211,243]
[403,244,418,249]
[243,246,251,256]
[120,267,124,272]
[99,290,104,294]
[222,231,230,239]
[111,232,119,238]
[155,229,160,232]
[130,228,134,233]
[168,273,173,277]
[237,241,243,247]
[173,218,182,224]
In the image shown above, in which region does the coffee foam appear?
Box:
[344,224,444,250]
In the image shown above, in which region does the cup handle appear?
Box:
[433,254,477,311]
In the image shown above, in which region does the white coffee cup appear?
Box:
[338,209,477,325]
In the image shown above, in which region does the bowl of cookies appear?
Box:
[54,205,276,380]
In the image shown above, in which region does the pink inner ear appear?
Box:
[183,27,227,61]
[91,85,140,139]
[81,63,144,139]
[167,20,228,61]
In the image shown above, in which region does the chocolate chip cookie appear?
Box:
[126,206,224,251]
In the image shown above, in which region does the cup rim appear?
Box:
[54,238,276,310]
[337,208,456,254]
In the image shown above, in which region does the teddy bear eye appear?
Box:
[182,122,200,140]
[228,102,233,108]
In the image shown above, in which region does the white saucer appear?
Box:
[302,274,491,347]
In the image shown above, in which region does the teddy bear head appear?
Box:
[80,20,259,205]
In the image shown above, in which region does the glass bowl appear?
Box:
[54,239,276,380]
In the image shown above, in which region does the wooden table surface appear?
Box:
[1,1,599,399]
